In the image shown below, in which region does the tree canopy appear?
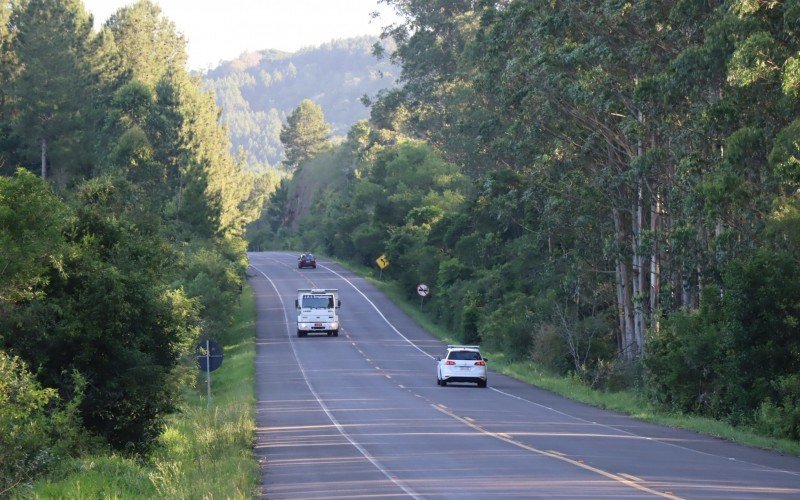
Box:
[254,0,800,441]
[279,99,331,170]
[0,0,260,478]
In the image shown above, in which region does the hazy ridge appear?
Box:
[203,36,398,172]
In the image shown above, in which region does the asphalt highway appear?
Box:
[250,251,800,499]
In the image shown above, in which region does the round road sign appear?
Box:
[417,283,430,297]
[196,339,224,372]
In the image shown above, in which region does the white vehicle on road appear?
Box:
[436,345,488,387]
[295,288,340,337]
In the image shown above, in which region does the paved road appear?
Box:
[250,251,800,499]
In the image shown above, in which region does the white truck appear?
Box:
[295,289,340,337]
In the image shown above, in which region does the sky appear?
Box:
[82,0,403,70]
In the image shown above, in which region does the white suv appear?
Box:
[436,345,488,388]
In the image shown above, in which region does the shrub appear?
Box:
[646,248,800,433]
[531,322,570,374]
[644,289,726,415]
[478,293,533,360]
[721,249,800,415]
[0,352,89,494]
[3,191,202,454]
[754,375,800,440]
[183,245,244,340]
[459,290,482,345]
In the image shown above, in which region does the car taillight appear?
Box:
[474,360,486,366]
[444,360,456,365]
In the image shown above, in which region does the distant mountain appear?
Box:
[202,36,398,172]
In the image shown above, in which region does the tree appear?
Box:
[1,177,200,453]
[280,99,331,170]
[0,1,21,172]
[0,0,253,464]
[0,169,68,305]
[104,0,187,88]
[10,0,97,182]
[147,69,256,238]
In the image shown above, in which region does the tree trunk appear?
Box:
[614,207,636,359]
[650,191,661,333]
[681,270,691,310]
[615,261,625,353]
[630,109,647,355]
[632,181,645,355]
[40,137,47,180]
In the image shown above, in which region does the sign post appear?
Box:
[417,283,430,307]
[375,254,389,279]
[196,339,224,408]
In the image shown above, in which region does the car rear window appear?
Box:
[448,350,482,361]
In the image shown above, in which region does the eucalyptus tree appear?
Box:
[380,0,665,357]
[0,1,18,114]
[377,0,710,359]
[377,0,494,176]
[639,0,800,429]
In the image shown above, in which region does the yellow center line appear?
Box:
[431,404,682,499]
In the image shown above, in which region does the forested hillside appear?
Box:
[0,0,262,492]
[202,36,398,172]
[253,0,800,441]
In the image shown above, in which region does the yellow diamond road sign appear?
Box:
[376,255,389,270]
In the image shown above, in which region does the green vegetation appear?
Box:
[354,266,800,456]
[202,36,398,172]
[22,284,258,498]
[4,0,800,493]
[280,99,332,171]
[0,0,263,494]
[255,0,800,448]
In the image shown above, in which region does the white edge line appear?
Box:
[319,264,434,360]
[253,265,422,500]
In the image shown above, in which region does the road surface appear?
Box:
[250,251,800,499]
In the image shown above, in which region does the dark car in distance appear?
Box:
[298,253,316,269]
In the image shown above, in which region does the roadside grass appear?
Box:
[343,261,800,457]
[22,284,259,499]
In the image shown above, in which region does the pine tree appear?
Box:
[10,0,96,183]
[279,99,331,170]
[0,1,21,173]
[104,0,187,88]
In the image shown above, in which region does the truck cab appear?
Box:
[295,289,340,337]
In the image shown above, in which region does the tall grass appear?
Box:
[21,285,259,498]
